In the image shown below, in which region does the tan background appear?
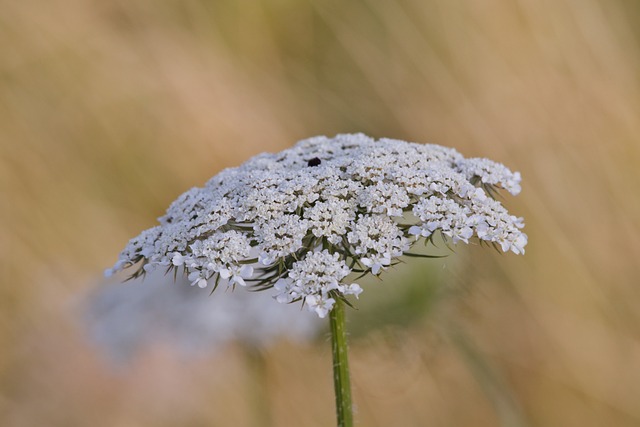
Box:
[2,0,640,426]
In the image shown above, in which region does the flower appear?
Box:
[86,271,322,364]
[107,133,527,317]
[273,250,361,317]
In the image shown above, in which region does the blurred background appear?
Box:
[2,0,640,426]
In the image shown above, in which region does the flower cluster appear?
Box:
[107,134,527,317]
[88,271,322,364]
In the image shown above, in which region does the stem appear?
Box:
[329,298,354,427]
[244,346,272,427]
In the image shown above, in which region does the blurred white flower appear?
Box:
[86,272,322,363]
[107,134,527,317]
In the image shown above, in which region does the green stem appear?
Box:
[244,346,272,427]
[329,298,354,427]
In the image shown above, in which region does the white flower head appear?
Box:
[303,199,356,244]
[87,271,323,364]
[108,134,527,317]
